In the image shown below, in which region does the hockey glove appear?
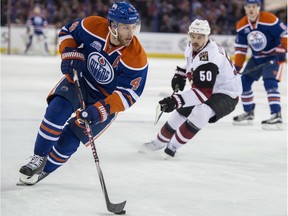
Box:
[159,94,184,113]
[61,47,85,83]
[76,100,110,126]
[275,45,287,63]
[171,66,187,92]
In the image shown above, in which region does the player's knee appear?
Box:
[45,96,73,123]
[188,104,213,129]
[57,126,80,155]
[264,79,278,90]
[167,110,188,130]
[241,75,255,91]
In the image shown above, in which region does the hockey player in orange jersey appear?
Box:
[233,0,287,130]
[18,1,148,185]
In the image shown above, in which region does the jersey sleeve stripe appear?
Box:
[235,43,249,49]
[235,50,247,55]
[119,58,148,71]
[116,86,139,101]
[114,90,130,110]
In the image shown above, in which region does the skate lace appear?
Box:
[28,155,44,169]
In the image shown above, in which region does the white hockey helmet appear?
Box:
[188,19,211,35]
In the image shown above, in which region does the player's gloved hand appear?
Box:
[275,45,287,63]
[75,100,110,126]
[159,94,184,113]
[61,47,85,83]
[171,66,187,92]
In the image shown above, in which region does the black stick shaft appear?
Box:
[73,70,126,214]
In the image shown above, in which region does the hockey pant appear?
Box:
[156,93,238,150]
[37,98,116,173]
[34,78,117,174]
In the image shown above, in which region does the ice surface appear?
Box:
[1,55,287,216]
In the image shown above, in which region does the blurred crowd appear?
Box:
[1,0,287,35]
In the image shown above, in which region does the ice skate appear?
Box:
[233,109,254,125]
[19,154,47,177]
[164,145,177,159]
[138,140,166,154]
[17,171,49,186]
[261,112,283,130]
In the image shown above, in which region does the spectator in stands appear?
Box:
[1,0,287,35]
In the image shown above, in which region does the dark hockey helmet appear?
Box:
[245,0,261,4]
[108,2,140,25]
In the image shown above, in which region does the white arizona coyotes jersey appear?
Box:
[184,39,242,99]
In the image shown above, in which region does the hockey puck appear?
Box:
[115,210,126,215]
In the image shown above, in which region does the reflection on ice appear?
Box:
[1,55,287,216]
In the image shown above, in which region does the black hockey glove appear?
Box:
[171,66,187,92]
[61,47,85,83]
[159,94,185,113]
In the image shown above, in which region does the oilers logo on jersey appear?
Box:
[247,31,267,51]
[87,52,114,84]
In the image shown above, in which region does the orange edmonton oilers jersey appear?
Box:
[234,11,287,68]
[58,16,148,114]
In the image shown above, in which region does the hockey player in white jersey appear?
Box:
[141,19,242,157]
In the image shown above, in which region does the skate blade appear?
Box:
[164,155,174,160]
[17,173,39,186]
[232,120,253,126]
[262,123,283,130]
[137,143,165,154]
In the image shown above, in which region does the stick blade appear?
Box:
[154,104,162,125]
[107,200,127,214]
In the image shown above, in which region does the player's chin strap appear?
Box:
[108,26,120,44]
[73,70,127,215]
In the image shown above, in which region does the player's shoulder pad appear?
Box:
[258,11,278,25]
[121,36,148,69]
[236,16,250,32]
[82,16,109,39]
[203,40,220,60]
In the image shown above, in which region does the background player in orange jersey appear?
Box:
[18,1,148,185]
[233,0,287,130]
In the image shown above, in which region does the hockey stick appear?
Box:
[240,60,275,75]
[73,70,126,215]
[154,84,179,125]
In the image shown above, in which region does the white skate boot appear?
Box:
[233,109,254,125]
[261,112,283,130]
[139,140,166,153]
[18,154,48,185]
